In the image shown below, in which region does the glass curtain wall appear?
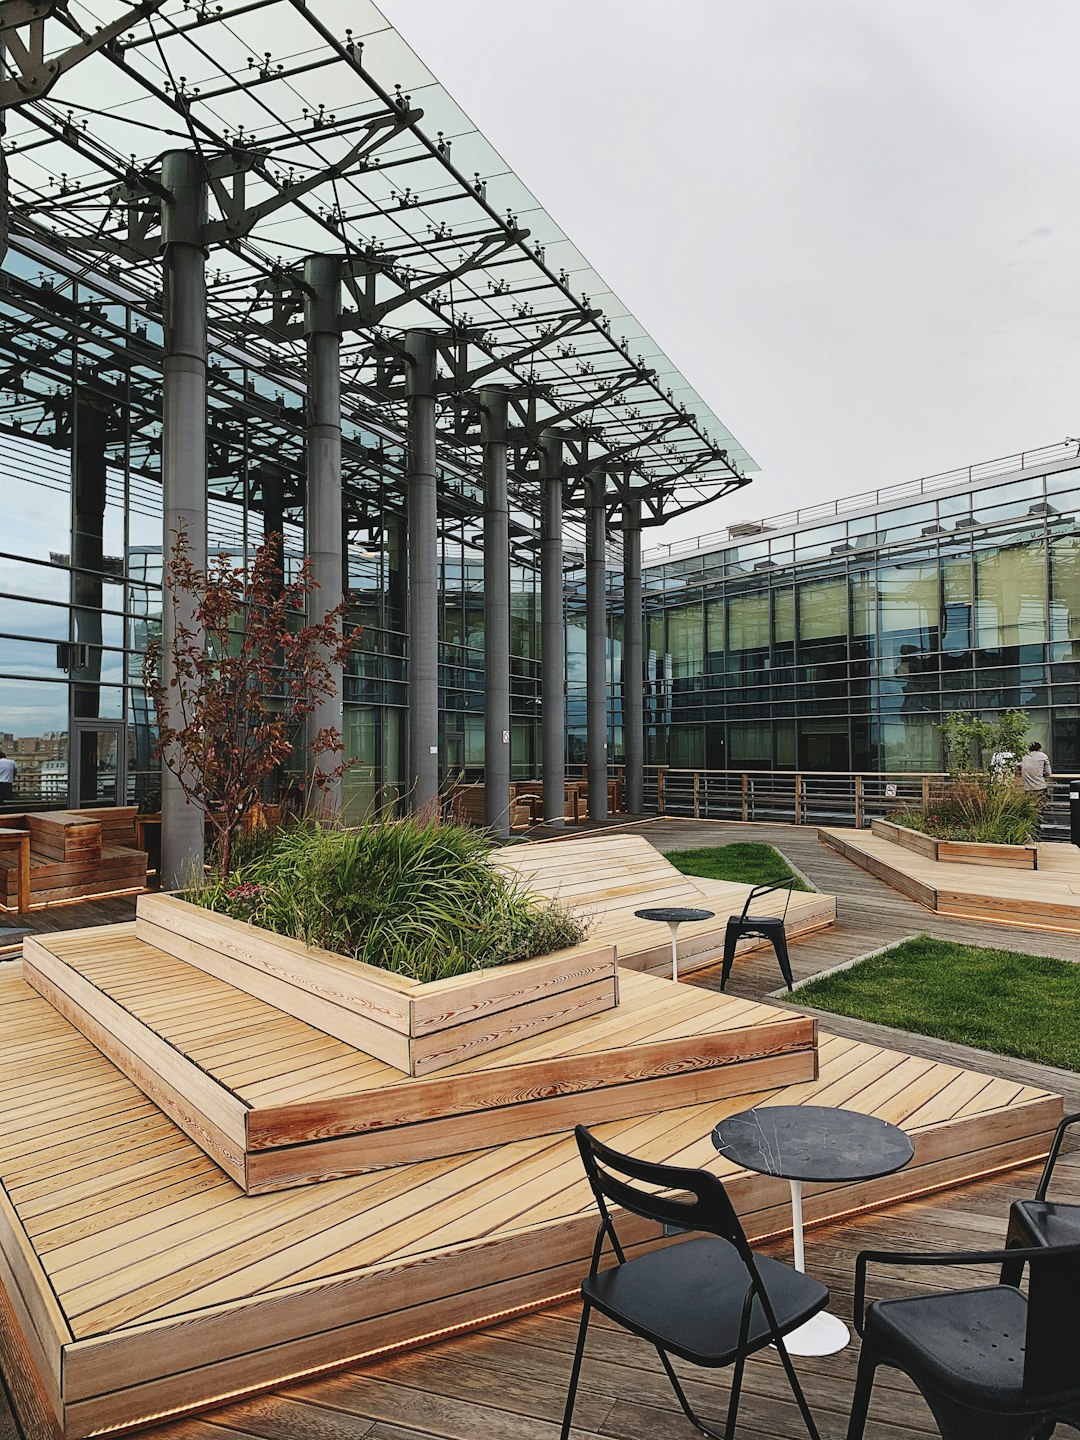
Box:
[644,465,1080,773]
[0,236,548,817]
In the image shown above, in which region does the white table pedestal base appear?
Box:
[780,1308,850,1356]
[778,1177,851,1355]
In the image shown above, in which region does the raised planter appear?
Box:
[872,818,1037,870]
[135,892,618,1077]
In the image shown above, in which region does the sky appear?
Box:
[377,0,1080,542]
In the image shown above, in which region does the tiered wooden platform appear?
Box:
[0,952,1062,1439]
[495,834,837,975]
[820,826,1080,931]
[23,924,816,1192]
[0,811,146,910]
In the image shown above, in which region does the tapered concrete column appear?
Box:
[405,330,440,812]
[539,430,565,826]
[622,500,644,815]
[303,254,344,813]
[160,150,207,889]
[585,468,608,823]
[480,387,511,837]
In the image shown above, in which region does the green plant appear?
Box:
[190,817,590,982]
[892,777,1042,844]
[937,709,1030,780]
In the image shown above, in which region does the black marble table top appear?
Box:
[711,1105,914,1184]
[634,906,715,924]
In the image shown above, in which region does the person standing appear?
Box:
[1019,741,1052,802]
[0,751,15,805]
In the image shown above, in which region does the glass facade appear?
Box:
[643,462,1080,774]
[0,234,568,817]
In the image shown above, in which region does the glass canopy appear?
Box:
[0,0,756,523]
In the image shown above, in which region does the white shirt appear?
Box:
[0,758,15,783]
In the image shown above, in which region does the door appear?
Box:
[71,719,127,808]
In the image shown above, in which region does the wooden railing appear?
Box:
[642,766,1079,839]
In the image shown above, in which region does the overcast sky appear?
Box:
[377,0,1080,541]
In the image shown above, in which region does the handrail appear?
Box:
[639,764,1078,836]
[646,438,1080,563]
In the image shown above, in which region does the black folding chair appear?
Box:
[561,1124,827,1440]
[847,1241,1080,1440]
[720,877,796,992]
[1001,1111,1080,1287]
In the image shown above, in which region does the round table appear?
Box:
[633,906,714,982]
[712,1104,914,1355]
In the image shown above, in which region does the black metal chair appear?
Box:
[720,877,796,992]
[847,1240,1080,1440]
[561,1124,828,1440]
[1001,1111,1080,1287]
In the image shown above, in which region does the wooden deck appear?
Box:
[0,956,1060,1439]
[495,834,837,975]
[11,1148,1061,1440]
[819,826,1080,932]
[22,926,816,1191]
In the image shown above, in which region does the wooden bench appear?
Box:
[0,810,147,908]
[449,781,589,826]
[76,805,139,850]
[494,834,837,978]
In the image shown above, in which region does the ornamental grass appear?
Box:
[189,816,589,983]
[890,778,1041,846]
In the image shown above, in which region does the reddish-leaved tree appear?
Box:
[143,529,359,878]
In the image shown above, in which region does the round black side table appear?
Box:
[633,906,715,982]
[712,1104,914,1355]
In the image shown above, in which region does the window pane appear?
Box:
[1050,536,1080,641]
[975,541,1046,648]
[773,588,795,643]
[799,579,847,640]
[879,563,939,634]
[667,605,702,678]
[728,593,769,650]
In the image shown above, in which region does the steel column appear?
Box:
[71,402,108,806]
[622,499,644,815]
[539,430,566,827]
[585,468,608,822]
[405,330,440,812]
[160,150,207,889]
[480,387,511,837]
[303,254,344,814]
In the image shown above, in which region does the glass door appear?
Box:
[71,719,126,808]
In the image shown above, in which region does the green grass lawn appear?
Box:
[794,935,1080,1072]
[664,842,812,892]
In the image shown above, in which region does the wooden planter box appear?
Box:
[873,818,1037,870]
[135,893,618,1077]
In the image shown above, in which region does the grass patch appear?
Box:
[665,842,812,892]
[794,935,1080,1071]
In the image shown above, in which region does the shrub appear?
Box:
[189,817,590,982]
[891,778,1041,845]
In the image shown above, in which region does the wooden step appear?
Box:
[22,926,819,1193]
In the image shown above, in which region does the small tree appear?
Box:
[143,530,359,878]
[937,709,1029,780]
